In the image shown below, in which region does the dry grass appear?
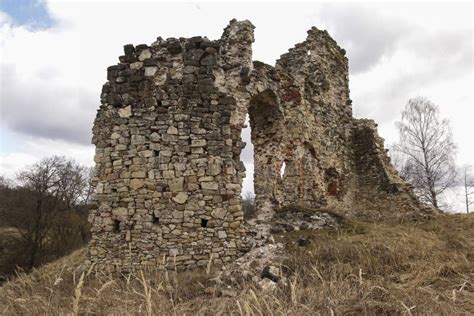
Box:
[1,214,473,315]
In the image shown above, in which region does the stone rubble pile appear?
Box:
[270,208,338,233]
[212,209,339,293]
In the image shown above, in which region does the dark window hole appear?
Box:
[113,220,120,233]
[153,216,160,225]
[201,218,208,228]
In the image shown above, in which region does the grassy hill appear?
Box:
[1,214,473,315]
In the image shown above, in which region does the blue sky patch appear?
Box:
[0,0,55,29]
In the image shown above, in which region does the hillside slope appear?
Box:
[1,214,473,315]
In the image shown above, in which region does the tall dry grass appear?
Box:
[0,214,473,315]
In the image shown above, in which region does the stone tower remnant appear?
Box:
[88,20,433,272]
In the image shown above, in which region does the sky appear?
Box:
[0,1,472,210]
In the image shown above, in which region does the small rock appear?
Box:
[261,265,280,282]
[258,278,277,291]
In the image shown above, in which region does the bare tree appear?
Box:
[461,165,473,213]
[393,97,457,209]
[0,156,92,270]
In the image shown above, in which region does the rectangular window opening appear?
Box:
[201,218,208,228]
[113,220,120,233]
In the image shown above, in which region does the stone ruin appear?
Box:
[87,20,434,272]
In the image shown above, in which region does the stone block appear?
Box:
[112,207,128,217]
[130,179,144,190]
[201,182,218,190]
[191,139,206,147]
[169,177,184,192]
[167,126,178,135]
[217,231,227,239]
[172,192,188,204]
[131,171,146,178]
[211,208,227,219]
[138,49,152,61]
[144,67,158,77]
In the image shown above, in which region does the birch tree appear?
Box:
[393,97,457,209]
[461,165,473,213]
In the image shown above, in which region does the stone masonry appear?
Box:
[88,20,434,272]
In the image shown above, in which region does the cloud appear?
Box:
[349,22,473,170]
[0,2,471,200]
[0,2,227,146]
[0,11,101,145]
[317,4,410,74]
[1,64,96,144]
[0,138,94,179]
[350,25,472,120]
[0,0,55,30]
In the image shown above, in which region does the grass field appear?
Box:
[0,213,473,315]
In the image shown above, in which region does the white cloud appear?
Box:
[0,2,472,206]
[316,4,411,74]
[0,137,94,179]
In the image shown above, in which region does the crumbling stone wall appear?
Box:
[88,20,431,272]
[88,20,254,271]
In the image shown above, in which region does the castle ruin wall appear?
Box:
[88,20,432,272]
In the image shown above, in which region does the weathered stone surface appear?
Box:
[138,49,152,61]
[144,67,157,77]
[130,62,143,70]
[167,126,178,135]
[88,19,431,273]
[169,177,184,192]
[129,179,144,190]
[201,182,218,190]
[259,278,277,291]
[173,192,188,204]
[112,207,128,217]
[211,208,227,219]
[118,105,132,118]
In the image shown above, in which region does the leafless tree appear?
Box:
[461,165,473,213]
[0,156,92,270]
[393,97,457,209]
